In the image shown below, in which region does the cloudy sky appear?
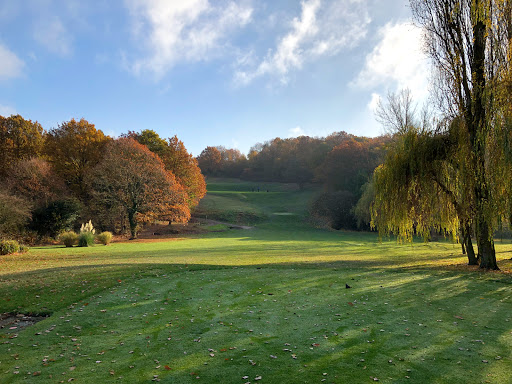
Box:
[0,0,429,155]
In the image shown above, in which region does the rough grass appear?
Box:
[1,178,511,383]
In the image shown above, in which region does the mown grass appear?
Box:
[1,178,511,383]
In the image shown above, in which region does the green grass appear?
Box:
[1,178,511,383]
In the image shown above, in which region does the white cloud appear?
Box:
[234,0,371,86]
[353,21,430,102]
[368,92,381,112]
[288,126,305,137]
[0,104,16,116]
[0,43,24,81]
[33,16,73,57]
[125,0,253,78]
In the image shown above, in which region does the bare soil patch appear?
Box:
[0,313,49,332]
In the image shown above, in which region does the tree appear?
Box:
[30,198,81,238]
[0,114,44,178]
[166,135,206,207]
[375,0,512,269]
[87,138,189,239]
[125,130,206,208]
[0,191,32,238]
[44,118,111,198]
[197,146,222,175]
[5,158,69,206]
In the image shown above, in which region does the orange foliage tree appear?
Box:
[0,114,45,178]
[5,158,68,206]
[44,118,111,198]
[87,138,189,239]
[197,146,222,175]
[125,130,206,208]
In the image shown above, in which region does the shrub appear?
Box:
[59,231,78,247]
[96,231,113,245]
[31,198,81,238]
[78,231,95,247]
[0,239,20,255]
[0,192,31,237]
[18,244,29,253]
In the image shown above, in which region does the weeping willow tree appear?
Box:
[371,114,479,265]
[372,0,512,270]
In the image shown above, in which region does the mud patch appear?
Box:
[0,313,49,332]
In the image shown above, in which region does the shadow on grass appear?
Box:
[1,262,511,383]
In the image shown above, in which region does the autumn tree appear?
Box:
[312,136,388,230]
[87,138,189,239]
[405,0,512,269]
[126,130,206,208]
[44,118,111,198]
[166,135,206,207]
[0,114,44,177]
[371,89,482,265]
[197,146,222,175]
[0,191,31,238]
[5,158,69,206]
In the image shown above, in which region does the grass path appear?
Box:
[1,179,511,383]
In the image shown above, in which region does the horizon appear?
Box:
[0,0,427,156]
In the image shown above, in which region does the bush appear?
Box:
[0,192,31,237]
[0,239,20,255]
[18,244,29,253]
[59,231,78,247]
[96,231,113,245]
[31,198,81,238]
[78,231,95,247]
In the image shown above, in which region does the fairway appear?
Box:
[1,179,511,383]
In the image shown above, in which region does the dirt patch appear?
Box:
[0,313,49,332]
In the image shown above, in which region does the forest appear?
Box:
[0,113,390,245]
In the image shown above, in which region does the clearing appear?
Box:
[0,179,511,383]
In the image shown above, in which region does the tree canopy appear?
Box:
[44,118,111,198]
[87,138,189,239]
[371,0,512,269]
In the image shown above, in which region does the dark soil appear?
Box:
[0,313,49,332]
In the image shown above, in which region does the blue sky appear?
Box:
[0,0,429,156]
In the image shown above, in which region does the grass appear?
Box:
[1,178,511,383]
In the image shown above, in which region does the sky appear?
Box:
[0,0,430,156]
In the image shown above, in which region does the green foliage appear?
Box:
[353,180,375,229]
[371,128,459,242]
[18,243,29,253]
[96,231,113,245]
[59,231,78,247]
[30,198,81,238]
[0,239,20,255]
[78,231,95,247]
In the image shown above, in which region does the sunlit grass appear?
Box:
[1,178,511,383]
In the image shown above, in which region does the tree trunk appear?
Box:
[128,210,138,240]
[461,221,478,265]
[476,213,498,270]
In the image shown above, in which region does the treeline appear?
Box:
[197,132,390,230]
[0,115,205,242]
